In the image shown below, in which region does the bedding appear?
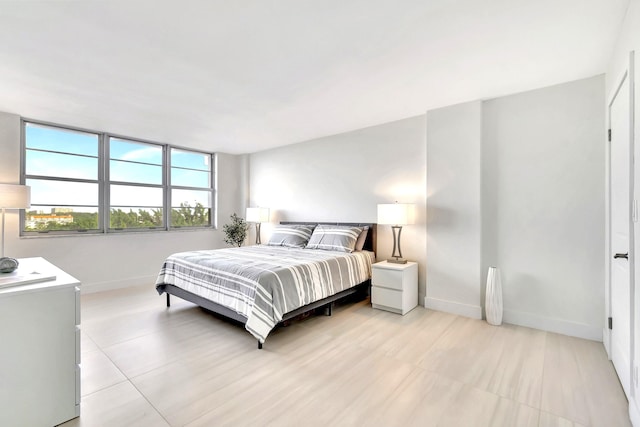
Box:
[155,245,374,343]
[266,224,316,248]
[305,224,363,252]
[354,226,370,251]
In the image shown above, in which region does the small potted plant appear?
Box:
[222,213,249,247]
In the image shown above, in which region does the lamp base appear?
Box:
[255,223,262,245]
[387,257,408,264]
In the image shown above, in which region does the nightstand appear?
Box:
[371,260,418,315]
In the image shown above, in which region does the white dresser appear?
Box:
[371,260,418,315]
[0,257,81,427]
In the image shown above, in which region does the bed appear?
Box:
[156,222,376,348]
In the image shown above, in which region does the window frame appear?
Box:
[20,118,216,236]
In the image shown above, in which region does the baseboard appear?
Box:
[502,308,602,341]
[423,297,602,341]
[424,296,482,319]
[630,396,640,427]
[81,275,156,294]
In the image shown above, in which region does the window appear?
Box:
[22,120,215,235]
[24,123,101,232]
[170,148,213,228]
[108,137,164,230]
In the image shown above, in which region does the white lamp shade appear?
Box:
[0,184,31,209]
[246,207,270,223]
[377,203,415,225]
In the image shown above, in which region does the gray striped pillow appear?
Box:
[305,225,363,253]
[266,225,316,248]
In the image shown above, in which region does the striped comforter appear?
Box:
[155,245,375,343]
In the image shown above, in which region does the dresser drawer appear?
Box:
[371,261,418,315]
[372,268,403,290]
[371,286,402,310]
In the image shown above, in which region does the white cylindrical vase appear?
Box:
[485,267,503,326]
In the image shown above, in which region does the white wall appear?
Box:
[250,78,604,341]
[607,0,640,423]
[0,111,248,292]
[426,101,483,318]
[482,76,605,340]
[425,76,605,340]
[249,116,428,301]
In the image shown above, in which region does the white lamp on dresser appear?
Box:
[0,183,30,272]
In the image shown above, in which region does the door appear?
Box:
[610,66,633,399]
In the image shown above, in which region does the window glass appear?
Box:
[24,179,100,232]
[25,123,98,156]
[26,150,98,180]
[24,206,99,232]
[109,138,163,185]
[110,138,162,164]
[171,148,210,170]
[171,168,210,188]
[110,185,163,207]
[171,189,211,227]
[171,148,210,188]
[27,179,99,206]
[22,121,215,234]
[110,207,164,229]
[170,148,213,228]
[170,206,210,227]
[23,123,101,234]
[110,160,162,185]
[107,138,165,230]
[171,188,211,208]
[109,185,164,229]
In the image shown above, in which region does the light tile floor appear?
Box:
[61,284,631,427]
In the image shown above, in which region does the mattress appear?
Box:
[155,245,374,342]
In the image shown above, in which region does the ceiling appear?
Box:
[0,0,630,154]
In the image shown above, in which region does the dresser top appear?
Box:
[0,257,79,296]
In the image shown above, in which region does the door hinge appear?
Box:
[608,316,613,330]
[608,129,612,141]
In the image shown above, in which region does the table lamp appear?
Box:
[0,184,31,272]
[245,207,270,244]
[377,202,414,264]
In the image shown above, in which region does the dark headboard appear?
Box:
[280,221,377,253]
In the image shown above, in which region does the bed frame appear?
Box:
[160,221,377,349]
